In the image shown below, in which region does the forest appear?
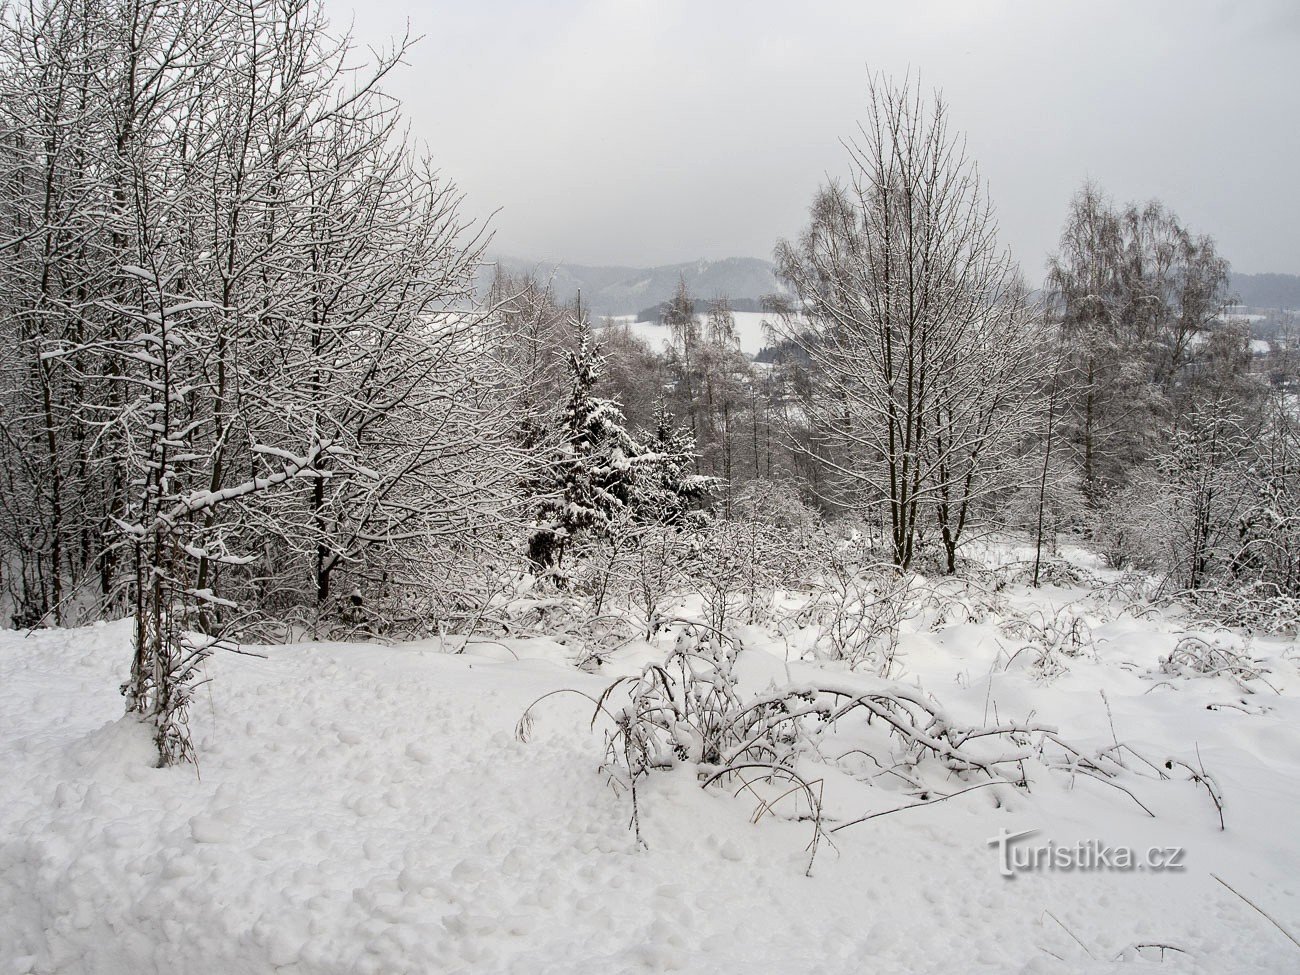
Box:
[3,0,1296,760]
[2,4,1300,970]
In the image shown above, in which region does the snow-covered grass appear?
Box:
[4,542,1300,973]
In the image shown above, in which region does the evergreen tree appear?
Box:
[642,402,714,527]
[528,314,646,571]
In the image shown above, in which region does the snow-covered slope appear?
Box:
[3,551,1300,973]
[601,311,785,357]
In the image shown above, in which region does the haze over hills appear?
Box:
[483,256,784,317]
[1231,272,1300,311]
[480,256,1300,318]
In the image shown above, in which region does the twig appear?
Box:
[1042,910,1095,959]
[829,780,1004,833]
[1212,874,1300,951]
[1113,942,1188,961]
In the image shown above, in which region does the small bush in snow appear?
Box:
[998,608,1101,680]
[1153,634,1276,694]
[518,616,1230,871]
[800,542,916,675]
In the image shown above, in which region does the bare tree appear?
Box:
[0,0,124,623]
[0,0,512,763]
[663,277,701,444]
[1046,184,1233,501]
[776,73,1037,570]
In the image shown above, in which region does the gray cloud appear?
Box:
[327,0,1300,278]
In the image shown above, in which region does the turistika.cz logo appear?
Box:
[989,828,1187,878]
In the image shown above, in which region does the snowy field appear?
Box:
[3,543,1300,974]
[601,312,783,358]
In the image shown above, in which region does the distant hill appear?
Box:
[481,256,784,317]
[479,260,1299,318]
[1231,272,1300,311]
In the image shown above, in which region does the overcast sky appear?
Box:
[324,0,1298,278]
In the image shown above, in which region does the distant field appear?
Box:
[600,311,785,357]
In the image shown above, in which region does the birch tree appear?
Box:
[1046,184,1233,501]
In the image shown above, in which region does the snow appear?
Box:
[601,312,789,357]
[3,544,1300,973]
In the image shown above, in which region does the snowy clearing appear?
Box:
[4,544,1300,974]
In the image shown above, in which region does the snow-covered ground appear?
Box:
[3,543,1300,974]
[601,312,785,358]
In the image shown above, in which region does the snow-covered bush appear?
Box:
[1173,584,1300,637]
[801,537,916,675]
[1152,634,1275,693]
[1000,608,1100,659]
[1086,571,1162,618]
[687,520,777,632]
[520,619,1228,871]
[683,485,817,632]
[998,556,1100,591]
[998,607,1102,681]
[618,522,695,640]
[1091,481,1177,572]
[917,574,1008,629]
